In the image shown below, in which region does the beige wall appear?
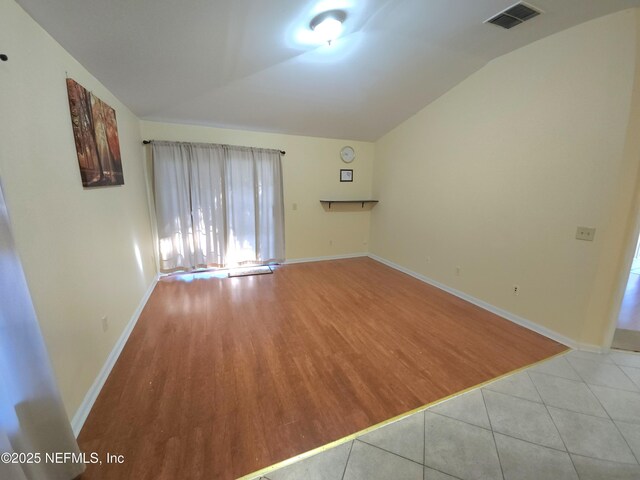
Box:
[370,9,640,348]
[584,9,640,347]
[0,1,157,417]
[141,121,374,260]
[4,0,640,426]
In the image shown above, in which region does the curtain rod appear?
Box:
[142,139,285,155]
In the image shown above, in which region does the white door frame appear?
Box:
[603,193,640,350]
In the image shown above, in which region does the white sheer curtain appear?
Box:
[0,182,84,480]
[152,141,285,272]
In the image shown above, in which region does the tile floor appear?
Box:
[249,350,640,480]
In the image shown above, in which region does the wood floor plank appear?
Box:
[78,257,567,479]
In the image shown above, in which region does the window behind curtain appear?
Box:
[152,141,285,273]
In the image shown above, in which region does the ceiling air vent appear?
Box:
[486,2,541,29]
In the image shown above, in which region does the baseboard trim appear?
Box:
[367,253,595,351]
[71,274,159,437]
[575,343,607,353]
[285,253,368,265]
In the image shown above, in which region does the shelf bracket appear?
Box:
[319,200,378,210]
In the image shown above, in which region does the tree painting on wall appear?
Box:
[66,78,124,187]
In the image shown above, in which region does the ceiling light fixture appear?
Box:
[310,9,347,45]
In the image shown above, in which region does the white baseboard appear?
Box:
[577,344,608,353]
[71,274,159,436]
[367,253,598,352]
[285,253,368,264]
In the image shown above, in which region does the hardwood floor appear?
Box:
[78,257,567,480]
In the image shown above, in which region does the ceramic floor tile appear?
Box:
[610,351,640,369]
[423,412,502,480]
[528,372,607,417]
[270,351,640,480]
[565,350,614,364]
[615,420,640,461]
[566,356,639,392]
[483,371,542,403]
[483,389,565,450]
[529,357,581,381]
[621,365,640,390]
[343,441,423,480]
[589,384,640,424]
[266,441,352,480]
[358,411,424,464]
[571,454,640,480]
[423,467,458,480]
[548,407,637,464]
[494,433,578,480]
[429,389,491,429]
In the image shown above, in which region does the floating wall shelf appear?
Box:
[320,200,379,209]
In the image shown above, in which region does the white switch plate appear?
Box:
[576,227,596,241]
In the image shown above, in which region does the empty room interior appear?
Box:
[5,0,640,479]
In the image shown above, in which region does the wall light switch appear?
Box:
[576,227,596,241]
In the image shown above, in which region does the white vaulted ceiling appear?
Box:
[15,0,640,140]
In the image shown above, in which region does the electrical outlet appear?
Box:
[292,203,298,211]
[426,256,431,264]
[513,285,520,296]
[456,266,461,276]
[101,315,109,332]
[576,227,596,241]
[329,239,333,246]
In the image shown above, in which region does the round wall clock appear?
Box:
[340,146,355,163]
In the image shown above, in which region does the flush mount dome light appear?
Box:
[310,9,347,45]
